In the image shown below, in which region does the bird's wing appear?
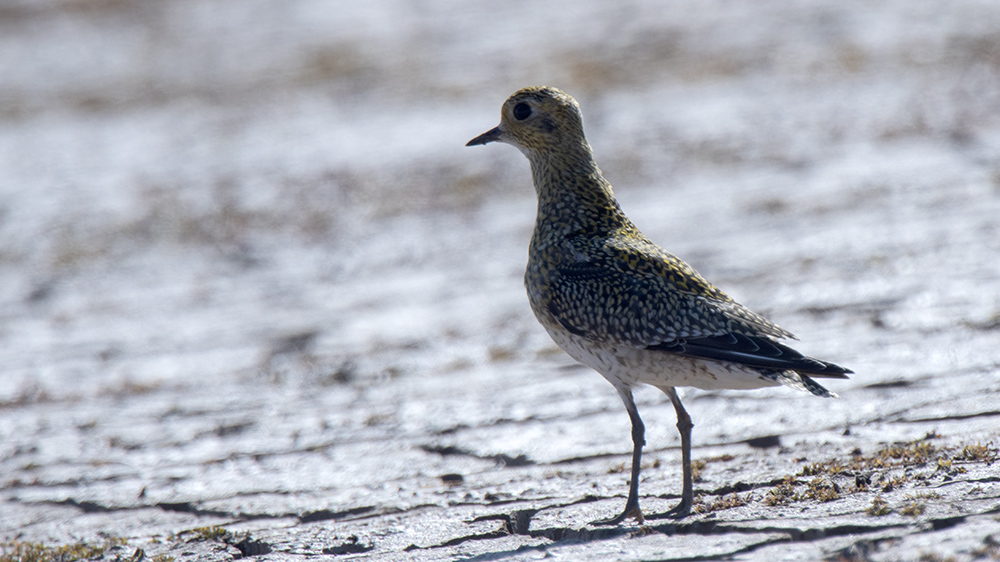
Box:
[648,333,851,377]
[545,234,848,376]
[548,232,848,376]
[546,235,785,341]
[546,259,773,344]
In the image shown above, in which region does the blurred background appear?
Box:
[2,0,1000,552]
[3,0,998,398]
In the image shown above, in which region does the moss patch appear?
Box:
[0,537,127,562]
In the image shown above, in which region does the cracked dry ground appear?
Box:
[4,158,1000,560]
[3,345,1000,562]
[3,195,1000,559]
[6,0,1000,559]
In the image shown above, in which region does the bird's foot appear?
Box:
[590,499,644,526]
[662,497,692,519]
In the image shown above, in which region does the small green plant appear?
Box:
[755,436,996,514]
[803,478,841,502]
[762,475,840,506]
[690,459,707,481]
[0,537,127,562]
[955,443,996,463]
[695,492,753,514]
[173,526,230,542]
[900,499,926,516]
[867,495,890,516]
[799,459,846,477]
[870,440,938,469]
[763,476,798,506]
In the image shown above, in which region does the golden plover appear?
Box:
[467,86,851,525]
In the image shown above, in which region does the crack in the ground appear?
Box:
[699,477,789,498]
[2,472,137,491]
[23,491,439,527]
[48,498,115,513]
[552,475,790,511]
[298,505,376,523]
[413,478,1000,560]
[156,501,236,518]
[19,469,998,561]
[641,536,795,562]
[429,507,918,561]
[34,498,266,519]
[419,444,535,466]
[404,529,511,552]
[891,409,1000,424]
[30,497,381,523]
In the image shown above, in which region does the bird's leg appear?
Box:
[663,387,693,518]
[591,388,645,526]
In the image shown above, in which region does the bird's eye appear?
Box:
[513,102,531,121]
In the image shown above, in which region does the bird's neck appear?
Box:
[528,149,633,247]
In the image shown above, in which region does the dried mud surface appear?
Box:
[2,1,1000,561]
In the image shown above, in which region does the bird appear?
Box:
[466,86,851,525]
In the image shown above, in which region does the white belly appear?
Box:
[544,325,779,392]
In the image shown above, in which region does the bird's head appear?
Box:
[466,86,589,157]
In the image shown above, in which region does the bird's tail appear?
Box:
[765,370,840,398]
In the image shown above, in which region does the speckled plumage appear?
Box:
[467,86,851,525]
